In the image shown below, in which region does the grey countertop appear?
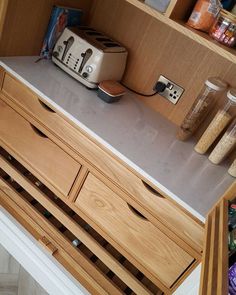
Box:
[0,56,234,221]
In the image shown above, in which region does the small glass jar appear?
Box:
[195,89,236,154]
[177,77,227,141]
[208,119,236,164]
[228,158,236,177]
[209,9,236,47]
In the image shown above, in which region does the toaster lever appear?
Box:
[79,48,93,73]
[62,36,74,62]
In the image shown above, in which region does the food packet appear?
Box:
[187,0,221,32]
[229,263,236,294]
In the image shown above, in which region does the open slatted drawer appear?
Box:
[0,147,164,295]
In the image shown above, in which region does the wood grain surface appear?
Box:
[0,0,93,56]
[89,0,236,127]
[76,173,194,288]
[0,99,80,196]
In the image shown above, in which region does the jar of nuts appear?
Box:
[209,119,236,164]
[195,89,236,154]
[177,77,227,141]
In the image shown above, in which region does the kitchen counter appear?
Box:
[0,56,234,222]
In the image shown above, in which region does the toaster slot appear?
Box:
[79,27,96,31]
[96,38,113,42]
[104,43,121,48]
[86,32,103,36]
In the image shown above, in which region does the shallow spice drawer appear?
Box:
[0,99,80,196]
[75,173,195,290]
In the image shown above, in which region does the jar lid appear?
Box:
[227,89,236,103]
[205,77,228,91]
[220,9,236,22]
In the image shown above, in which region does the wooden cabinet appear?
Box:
[0,71,204,259]
[199,182,236,295]
[0,69,205,294]
[124,0,236,64]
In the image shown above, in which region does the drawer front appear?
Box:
[75,173,195,288]
[0,99,80,196]
[1,73,203,253]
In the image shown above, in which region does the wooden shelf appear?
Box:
[125,0,236,64]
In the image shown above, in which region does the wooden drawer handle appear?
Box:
[142,180,164,198]
[38,99,56,113]
[30,124,48,138]
[127,204,147,220]
[38,236,58,255]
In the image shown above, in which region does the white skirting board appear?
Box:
[173,264,201,295]
[0,206,89,295]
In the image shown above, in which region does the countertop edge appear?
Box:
[0,60,205,223]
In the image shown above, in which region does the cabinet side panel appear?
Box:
[0,0,93,56]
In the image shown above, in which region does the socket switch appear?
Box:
[157,75,184,104]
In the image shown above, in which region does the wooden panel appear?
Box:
[38,236,58,255]
[1,72,204,256]
[0,0,8,39]
[76,173,194,289]
[0,99,80,196]
[199,198,228,295]
[168,0,195,20]
[0,67,4,89]
[89,0,236,127]
[0,0,93,56]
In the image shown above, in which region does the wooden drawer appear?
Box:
[199,182,236,295]
[75,173,195,289]
[0,99,80,196]
[0,147,164,295]
[1,73,204,255]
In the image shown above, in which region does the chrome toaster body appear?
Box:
[52,27,128,88]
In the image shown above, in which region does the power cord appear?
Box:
[121,81,167,97]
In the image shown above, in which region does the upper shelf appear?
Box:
[125,0,236,64]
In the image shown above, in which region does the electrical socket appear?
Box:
[156,75,184,104]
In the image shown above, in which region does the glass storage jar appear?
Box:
[176,77,227,141]
[228,158,236,177]
[209,9,236,47]
[208,119,236,164]
[195,89,236,154]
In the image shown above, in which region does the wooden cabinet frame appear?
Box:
[200,182,236,295]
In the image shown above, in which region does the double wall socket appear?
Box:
[157,75,184,105]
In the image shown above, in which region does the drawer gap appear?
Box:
[0,147,163,295]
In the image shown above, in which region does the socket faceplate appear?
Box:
[157,75,184,104]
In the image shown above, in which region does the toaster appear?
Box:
[52,26,128,88]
